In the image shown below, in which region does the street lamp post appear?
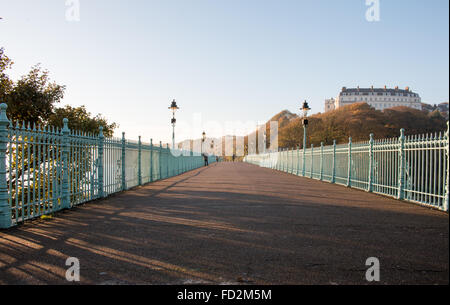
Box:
[301,100,311,177]
[169,99,179,150]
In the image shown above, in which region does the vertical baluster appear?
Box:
[80,131,85,203]
[62,119,70,209]
[347,137,352,187]
[320,142,324,181]
[425,134,429,203]
[76,131,81,204]
[98,127,104,198]
[166,143,173,178]
[444,122,449,212]
[432,133,437,206]
[138,136,142,186]
[159,141,162,180]
[26,124,31,217]
[331,140,336,184]
[0,104,11,228]
[414,135,418,202]
[166,144,170,177]
[121,132,126,191]
[32,124,37,217]
[437,132,442,208]
[398,129,405,200]
[36,125,41,216]
[41,124,47,214]
[49,126,55,212]
[419,134,424,203]
[20,123,26,218]
[150,139,153,182]
[368,134,374,193]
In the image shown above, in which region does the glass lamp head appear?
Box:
[301,100,311,118]
[169,99,179,114]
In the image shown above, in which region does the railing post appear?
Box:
[121,132,126,191]
[62,118,71,209]
[398,129,406,200]
[98,126,104,198]
[331,140,336,184]
[0,104,11,228]
[302,140,306,177]
[150,139,153,182]
[320,142,324,181]
[347,137,352,187]
[368,134,374,193]
[444,122,449,212]
[138,136,142,186]
[159,141,162,180]
[310,144,314,178]
[296,145,300,175]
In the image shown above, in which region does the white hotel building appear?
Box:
[324,86,422,113]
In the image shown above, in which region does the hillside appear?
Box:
[252,103,448,150]
[178,103,447,158]
[268,110,298,129]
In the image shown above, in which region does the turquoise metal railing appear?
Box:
[0,103,216,228]
[244,125,449,212]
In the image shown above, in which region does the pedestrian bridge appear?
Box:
[0,102,448,284]
[0,162,448,285]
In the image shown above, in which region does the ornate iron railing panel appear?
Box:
[0,103,216,228]
[245,124,449,212]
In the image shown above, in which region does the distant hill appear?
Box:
[422,102,449,119]
[269,110,298,129]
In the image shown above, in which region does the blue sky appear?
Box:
[0,0,448,142]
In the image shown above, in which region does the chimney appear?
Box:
[395,86,399,90]
[405,86,410,91]
[384,85,387,90]
[371,85,374,90]
[342,87,347,92]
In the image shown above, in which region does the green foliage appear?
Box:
[0,47,14,101]
[5,64,65,125]
[48,105,117,137]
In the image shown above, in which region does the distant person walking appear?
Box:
[232,154,236,162]
[203,154,209,166]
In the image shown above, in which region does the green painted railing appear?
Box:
[244,124,450,212]
[0,103,216,228]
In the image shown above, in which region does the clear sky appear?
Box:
[0,0,448,143]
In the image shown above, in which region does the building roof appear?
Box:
[340,87,419,97]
